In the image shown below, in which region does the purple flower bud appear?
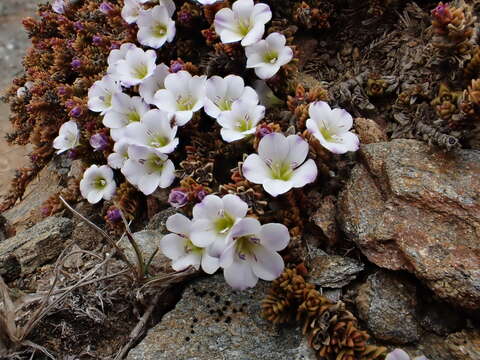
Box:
[67,149,77,159]
[58,86,67,96]
[168,189,189,208]
[41,206,51,216]
[106,208,122,223]
[110,42,120,50]
[178,11,191,23]
[196,189,207,201]
[92,35,102,46]
[71,59,81,70]
[170,61,184,73]
[99,2,114,14]
[73,21,84,31]
[257,126,273,138]
[89,133,109,151]
[65,99,75,108]
[69,106,82,118]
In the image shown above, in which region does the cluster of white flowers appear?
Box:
[214,0,293,79]
[51,0,359,204]
[122,0,176,49]
[160,194,290,290]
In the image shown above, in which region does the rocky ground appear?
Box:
[0,0,40,198]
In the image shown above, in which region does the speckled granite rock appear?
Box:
[119,230,171,273]
[338,139,480,310]
[127,275,315,360]
[307,250,364,288]
[146,207,178,234]
[0,216,73,281]
[355,270,420,344]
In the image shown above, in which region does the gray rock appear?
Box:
[119,230,171,273]
[0,217,73,281]
[127,275,315,360]
[308,250,364,288]
[146,207,178,234]
[338,139,480,310]
[355,270,420,344]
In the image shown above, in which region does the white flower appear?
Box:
[122,144,175,195]
[17,81,34,98]
[114,46,157,87]
[53,120,80,154]
[204,75,258,119]
[195,0,220,5]
[124,109,179,154]
[245,32,293,79]
[121,0,142,24]
[80,165,117,204]
[87,75,122,115]
[107,140,130,169]
[220,218,289,290]
[217,100,265,142]
[190,194,248,257]
[386,349,428,360]
[306,101,360,154]
[137,5,176,49]
[153,71,207,126]
[242,133,317,197]
[139,63,170,104]
[52,0,65,14]
[103,93,149,141]
[160,213,220,273]
[107,43,136,75]
[214,0,272,47]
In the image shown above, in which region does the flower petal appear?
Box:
[258,132,289,164]
[330,108,353,132]
[230,217,261,238]
[241,23,265,46]
[286,135,309,168]
[242,154,270,184]
[172,253,201,271]
[254,63,280,80]
[385,349,411,360]
[290,159,317,187]
[222,194,248,219]
[160,233,187,260]
[263,179,292,197]
[166,213,192,235]
[249,246,284,281]
[192,194,223,219]
[190,219,217,247]
[201,253,220,274]
[259,223,290,251]
[223,258,258,290]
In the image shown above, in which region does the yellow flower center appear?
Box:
[153,23,167,37]
[270,161,293,181]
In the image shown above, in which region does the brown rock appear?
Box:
[2,160,65,233]
[446,329,480,360]
[310,195,339,245]
[338,139,480,309]
[354,118,388,144]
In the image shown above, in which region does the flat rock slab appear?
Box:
[338,139,480,309]
[0,216,73,281]
[356,271,420,344]
[127,275,314,360]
